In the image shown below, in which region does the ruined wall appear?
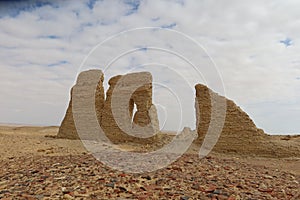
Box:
[57,70,105,140]
[195,84,269,155]
[57,88,78,139]
[58,70,160,144]
[101,72,160,144]
[58,73,298,157]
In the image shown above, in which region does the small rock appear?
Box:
[61,187,70,194]
[110,178,118,183]
[118,186,127,192]
[140,186,147,191]
[118,173,127,177]
[63,194,74,199]
[180,196,190,200]
[213,189,222,194]
[205,185,216,193]
[73,191,89,197]
[30,169,39,174]
[0,190,9,194]
[35,194,44,200]
[142,175,152,180]
[259,183,267,189]
[54,176,66,180]
[105,182,115,188]
[0,181,7,186]
[264,175,273,179]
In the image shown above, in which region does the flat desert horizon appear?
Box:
[0,122,299,136]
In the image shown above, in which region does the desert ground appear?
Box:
[0,125,299,199]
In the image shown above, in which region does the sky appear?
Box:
[0,0,299,134]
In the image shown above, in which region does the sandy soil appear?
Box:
[0,126,86,158]
[0,126,299,199]
[0,126,299,175]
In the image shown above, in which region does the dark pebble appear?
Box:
[213,189,222,195]
[0,190,9,194]
[118,186,127,192]
[142,175,152,180]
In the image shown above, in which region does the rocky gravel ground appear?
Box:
[0,153,299,200]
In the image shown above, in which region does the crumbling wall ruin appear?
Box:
[57,70,105,140]
[101,72,160,144]
[57,70,160,144]
[195,84,262,137]
[195,84,269,155]
[58,71,297,157]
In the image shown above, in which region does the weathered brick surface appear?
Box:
[57,70,105,140]
[58,70,160,144]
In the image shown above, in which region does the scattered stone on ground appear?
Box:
[0,125,299,199]
[0,153,298,200]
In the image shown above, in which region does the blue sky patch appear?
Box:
[0,1,56,18]
[280,38,292,47]
[87,0,98,10]
[47,60,68,67]
[161,23,177,29]
[76,22,94,32]
[46,35,60,39]
[39,35,61,39]
[139,47,147,51]
[124,0,140,15]
[151,17,160,21]
[135,45,148,51]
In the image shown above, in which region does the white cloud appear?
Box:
[0,0,299,133]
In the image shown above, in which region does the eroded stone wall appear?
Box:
[58,70,160,144]
[195,84,269,155]
[57,70,105,140]
[101,72,160,144]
